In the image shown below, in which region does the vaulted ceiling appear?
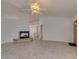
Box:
[2,0,77,17]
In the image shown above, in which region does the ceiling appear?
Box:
[2,0,77,17]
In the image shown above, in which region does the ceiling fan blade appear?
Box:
[20,9,31,11]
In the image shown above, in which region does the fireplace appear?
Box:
[19,31,30,39]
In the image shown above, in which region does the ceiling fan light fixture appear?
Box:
[31,2,40,14]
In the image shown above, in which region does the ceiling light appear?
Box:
[31,1,40,14]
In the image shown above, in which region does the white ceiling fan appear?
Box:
[19,0,47,14]
[6,0,47,14]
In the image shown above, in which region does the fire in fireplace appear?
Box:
[19,31,29,39]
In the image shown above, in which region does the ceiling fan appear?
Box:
[19,0,47,14]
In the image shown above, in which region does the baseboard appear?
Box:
[43,38,71,43]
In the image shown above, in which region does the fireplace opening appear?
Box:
[19,31,30,39]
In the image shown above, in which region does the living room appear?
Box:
[1,0,77,59]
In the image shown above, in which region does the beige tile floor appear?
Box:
[1,40,77,59]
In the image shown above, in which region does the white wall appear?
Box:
[40,15,74,42]
[2,14,74,43]
[1,0,31,43]
[2,13,74,43]
[1,13,30,43]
